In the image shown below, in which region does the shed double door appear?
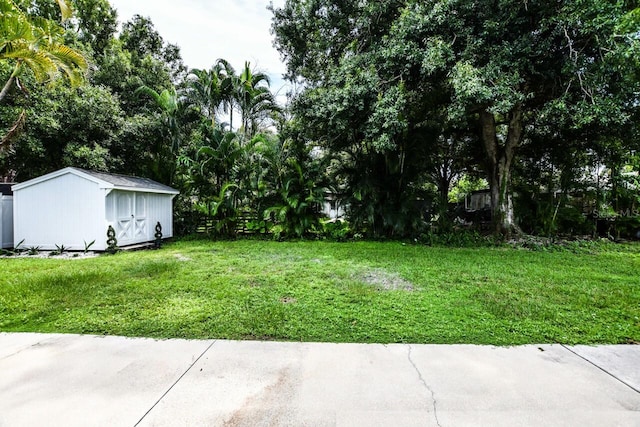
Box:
[115,192,147,244]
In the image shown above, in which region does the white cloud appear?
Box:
[108,0,288,96]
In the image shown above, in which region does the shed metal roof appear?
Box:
[75,168,178,194]
[11,167,179,195]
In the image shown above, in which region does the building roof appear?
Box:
[0,183,14,196]
[76,168,178,194]
[12,167,179,195]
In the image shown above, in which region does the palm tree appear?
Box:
[213,58,238,129]
[236,62,281,138]
[135,86,181,148]
[1,0,87,152]
[186,59,244,130]
[187,60,280,137]
[187,68,221,124]
[0,0,87,103]
[135,85,185,185]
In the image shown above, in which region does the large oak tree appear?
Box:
[272,0,639,236]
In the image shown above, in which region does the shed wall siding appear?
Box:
[148,193,174,239]
[1,196,13,249]
[14,174,106,250]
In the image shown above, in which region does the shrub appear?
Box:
[321,220,352,241]
[419,229,496,247]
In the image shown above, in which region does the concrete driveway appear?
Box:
[0,333,638,426]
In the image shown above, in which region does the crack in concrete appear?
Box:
[561,345,640,395]
[134,340,216,426]
[0,336,63,361]
[407,344,442,427]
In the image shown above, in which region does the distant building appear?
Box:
[322,192,346,220]
[465,189,491,212]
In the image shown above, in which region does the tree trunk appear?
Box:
[1,109,27,153]
[480,106,523,237]
[0,75,16,104]
[436,175,452,230]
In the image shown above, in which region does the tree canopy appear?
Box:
[1,0,638,241]
[272,0,640,237]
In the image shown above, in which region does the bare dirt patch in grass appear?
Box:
[174,253,192,262]
[357,268,415,291]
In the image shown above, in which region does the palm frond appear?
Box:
[55,0,73,21]
[5,48,55,80]
[134,85,161,103]
[0,18,33,50]
[0,0,86,90]
[48,44,87,68]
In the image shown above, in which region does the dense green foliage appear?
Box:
[0,0,87,154]
[0,0,87,101]
[1,240,638,344]
[0,0,313,237]
[271,0,640,238]
[0,1,639,239]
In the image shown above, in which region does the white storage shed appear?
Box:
[1,183,14,249]
[12,167,179,251]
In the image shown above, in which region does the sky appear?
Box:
[108,0,288,98]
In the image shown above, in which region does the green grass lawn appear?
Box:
[1,239,638,345]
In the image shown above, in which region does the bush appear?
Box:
[321,220,352,241]
[556,206,594,236]
[418,229,497,247]
[614,216,640,240]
